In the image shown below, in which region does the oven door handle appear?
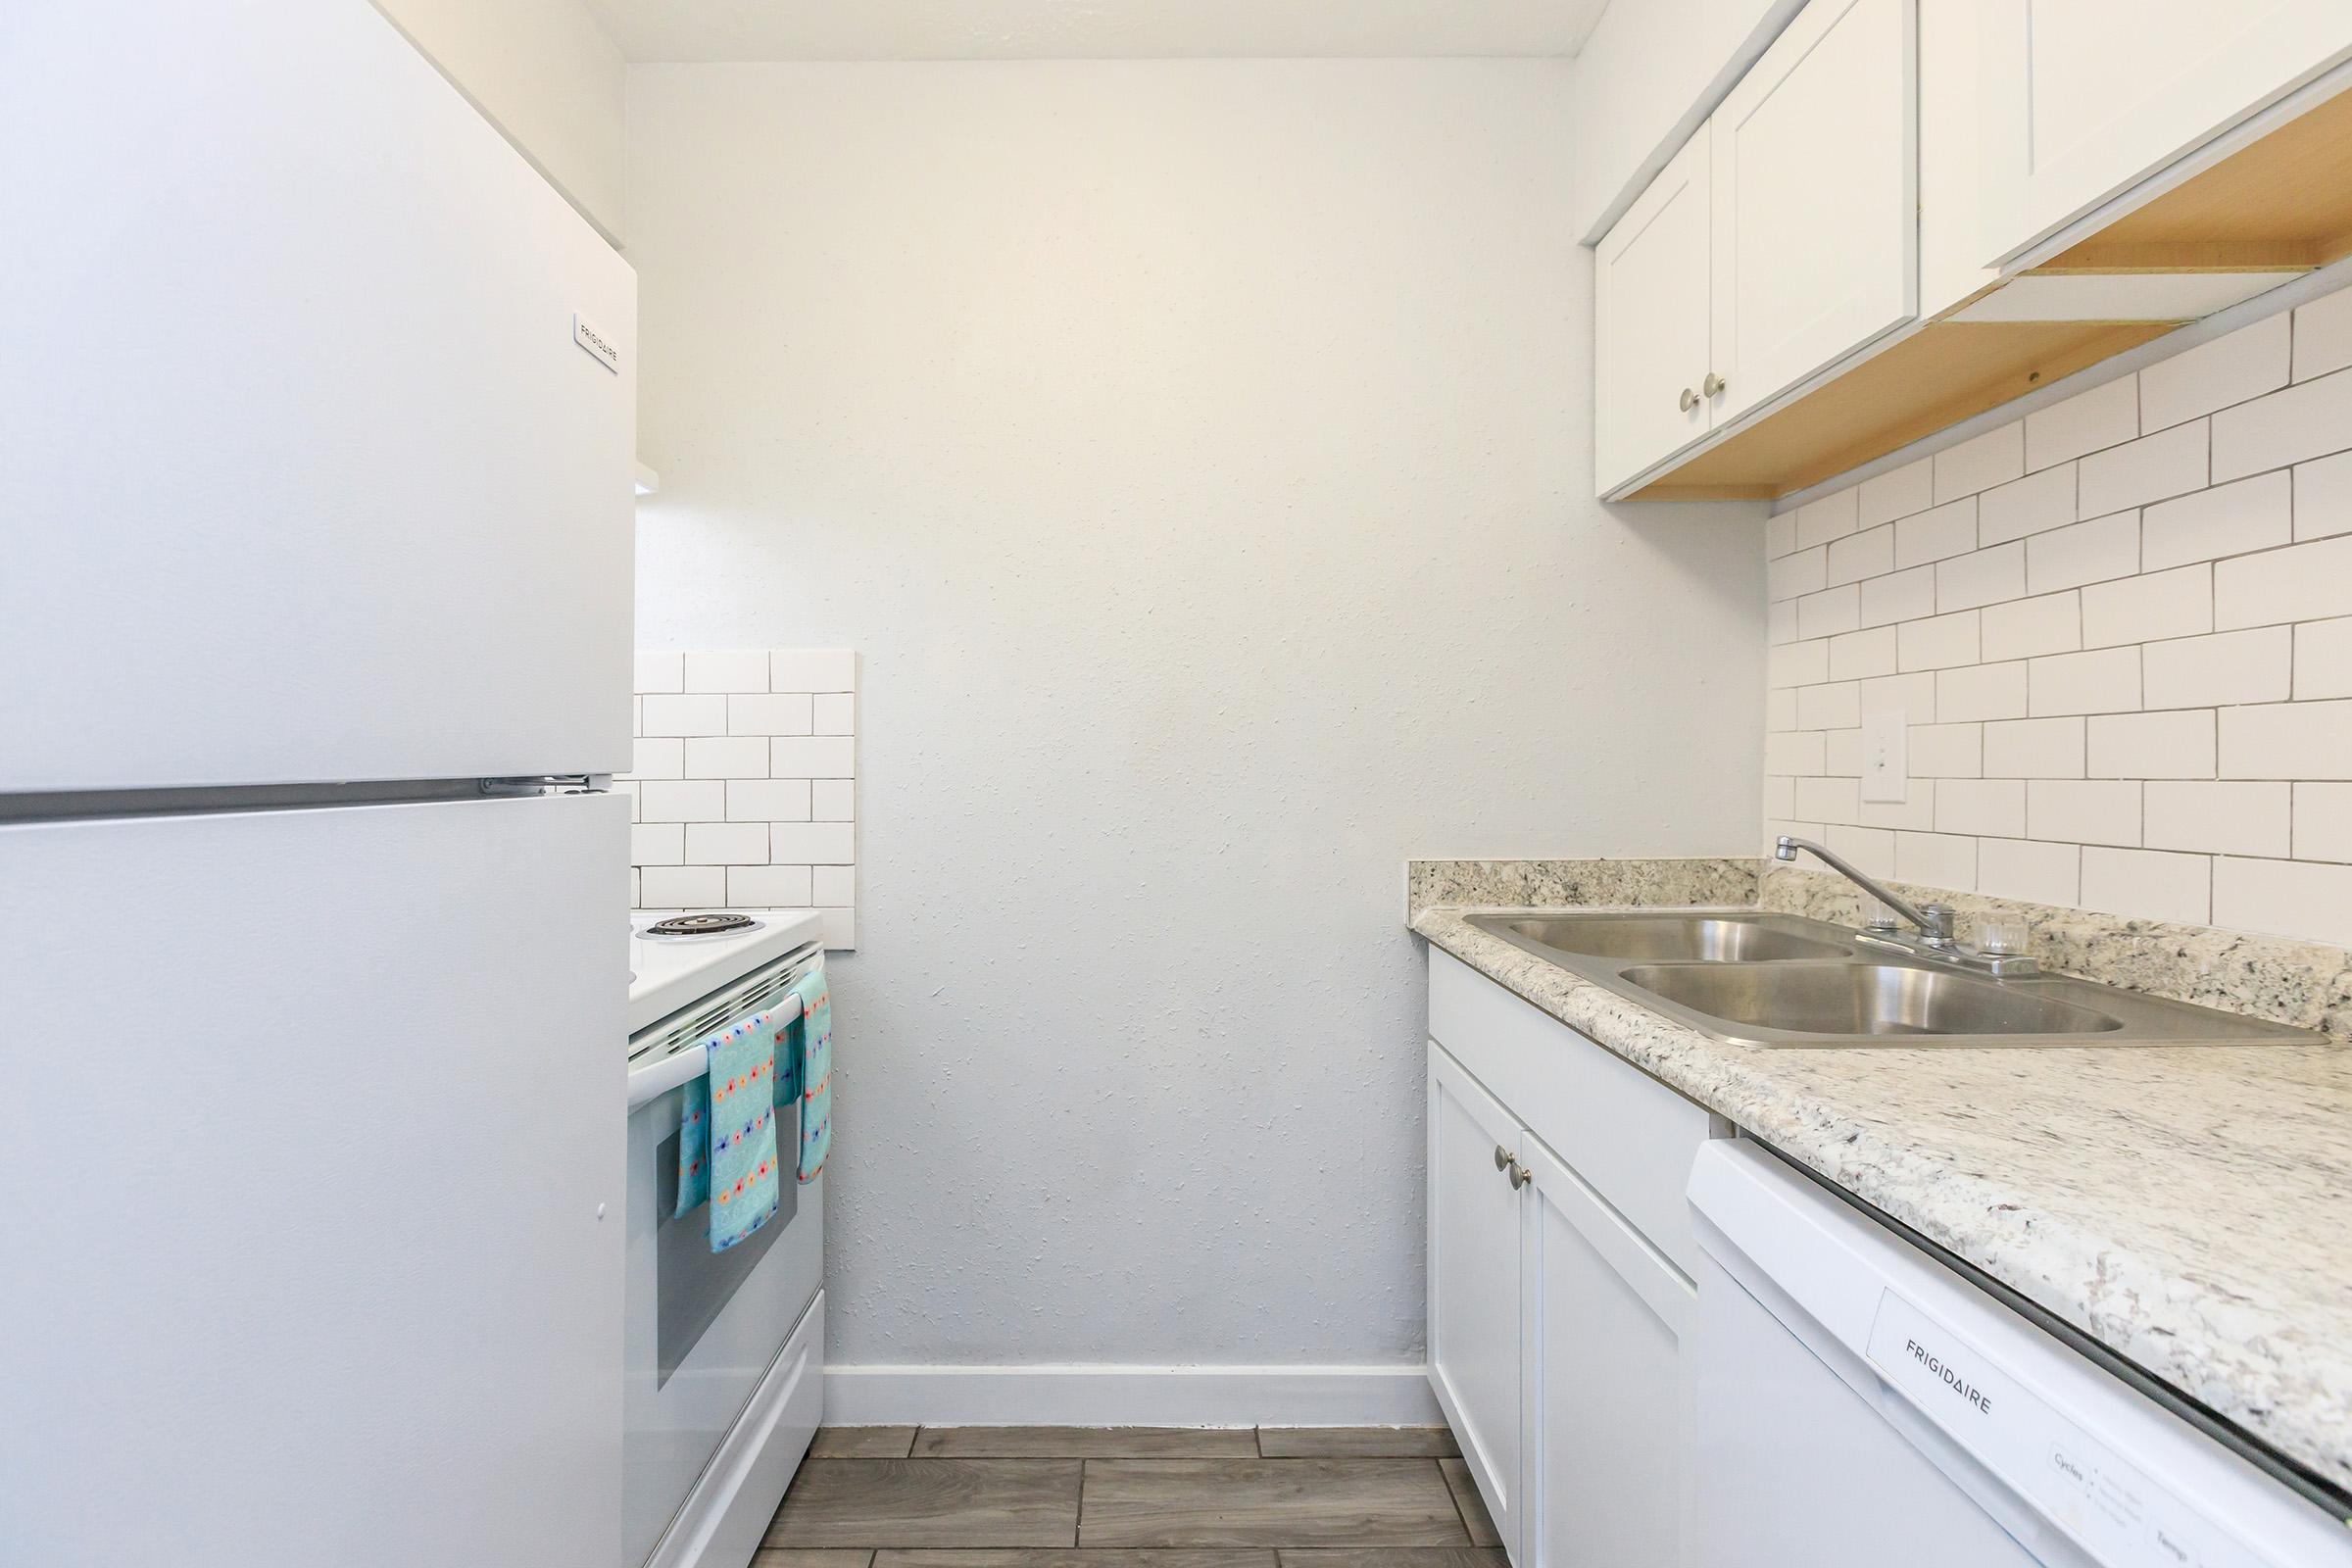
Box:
[625,996,806,1111]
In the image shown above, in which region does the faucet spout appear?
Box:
[1773,835,1954,943]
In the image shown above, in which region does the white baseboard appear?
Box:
[823,1363,1441,1428]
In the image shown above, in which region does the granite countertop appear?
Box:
[1411,892,2352,1494]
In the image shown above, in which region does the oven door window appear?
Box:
[654,1117,798,1386]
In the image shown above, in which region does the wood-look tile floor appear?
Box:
[760,1428,1502,1568]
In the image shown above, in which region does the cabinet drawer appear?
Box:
[1428,946,1716,1279]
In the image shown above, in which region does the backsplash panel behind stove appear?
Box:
[622,648,857,949]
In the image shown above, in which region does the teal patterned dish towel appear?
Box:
[788,965,831,1181]
[672,1004,790,1250]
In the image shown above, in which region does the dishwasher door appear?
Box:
[1688,1140,2352,1568]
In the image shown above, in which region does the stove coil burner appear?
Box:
[640,912,761,940]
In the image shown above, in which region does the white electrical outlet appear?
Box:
[1860,710,1908,803]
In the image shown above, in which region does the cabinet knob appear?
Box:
[1508,1159,1533,1190]
[1678,386,1699,413]
[1494,1144,1512,1171]
[1702,371,1728,398]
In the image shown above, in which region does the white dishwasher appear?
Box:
[1688,1139,2352,1568]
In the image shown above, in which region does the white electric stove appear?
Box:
[625,907,829,1568]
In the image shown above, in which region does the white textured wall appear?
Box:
[371,0,627,242]
[628,59,1764,1373]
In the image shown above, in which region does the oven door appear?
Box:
[623,1037,824,1565]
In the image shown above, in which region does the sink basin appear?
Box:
[1620,961,2122,1040]
[1471,912,1852,963]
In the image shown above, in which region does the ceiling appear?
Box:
[582,0,1611,62]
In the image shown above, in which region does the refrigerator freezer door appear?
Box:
[0,794,628,1566]
[0,0,635,792]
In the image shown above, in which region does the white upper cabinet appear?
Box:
[1708,0,1918,424]
[1979,0,2352,266]
[1595,127,1715,495]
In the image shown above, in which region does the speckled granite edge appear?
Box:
[1404,858,1758,920]
[1409,904,2352,1492]
[1760,863,2352,1047]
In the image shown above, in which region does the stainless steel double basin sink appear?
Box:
[1466,911,2318,1048]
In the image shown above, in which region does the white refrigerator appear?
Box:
[1,4,637,1563]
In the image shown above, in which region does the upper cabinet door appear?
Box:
[1,1,637,792]
[1708,0,1918,425]
[1979,0,2352,267]
[1595,126,1715,495]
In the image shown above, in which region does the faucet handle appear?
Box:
[1919,903,1957,942]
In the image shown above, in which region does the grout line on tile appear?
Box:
[1437,1457,1474,1544]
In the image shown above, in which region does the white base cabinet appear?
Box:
[1426,947,1721,1565]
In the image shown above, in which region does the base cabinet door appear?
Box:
[1428,1045,1526,1556]
[1517,1135,1696,1568]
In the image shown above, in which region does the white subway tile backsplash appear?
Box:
[1767,600,1799,645]
[1857,780,1936,831]
[2142,626,2293,710]
[1897,498,1980,568]
[641,865,725,907]
[2213,857,2352,946]
[642,693,729,737]
[2030,780,2141,846]
[2213,533,2352,629]
[1936,542,2029,612]
[1858,455,1936,526]
[1984,716,2084,779]
[1977,463,2078,545]
[771,649,858,692]
[771,822,858,865]
[1936,662,2030,722]
[728,864,813,908]
[1859,564,1938,626]
[1795,487,1861,549]
[771,736,858,778]
[638,780,726,822]
[1763,775,1796,817]
[1768,640,1829,688]
[1980,591,2082,662]
[2296,617,2352,699]
[1936,777,2027,838]
[683,649,771,693]
[729,693,815,736]
[2294,448,2352,541]
[2079,564,2211,649]
[2144,781,2290,858]
[1765,512,1797,558]
[811,865,857,906]
[1935,421,2025,502]
[2296,288,2352,382]
[1826,523,1894,586]
[1767,546,1827,603]
[2294,783,2352,862]
[2029,647,2140,716]
[727,779,811,822]
[2212,366,2352,481]
[1765,731,1828,775]
[1860,671,1938,722]
[2222,700,2352,780]
[1826,824,1896,877]
[1797,583,1862,639]
[2078,421,2207,514]
[2139,471,2291,570]
[1978,837,2081,905]
[2024,375,2137,471]
[1828,625,1898,680]
[813,693,857,735]
[1825,728,1864,776]
[2081,847,2210,925]
[2026,510,2139,595]
[1796,775,1860,825]
[1766,688,1799,731]
[2138,313,2288,432]
[684,736,770,779]
[1897,611,1981,672]
[1910,722,1983,778]
[634,650,684,694]
[1895,831,1977,892]
[635,647,858,944]
[2087,710,2214,780]
[1796,681,1862,732]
